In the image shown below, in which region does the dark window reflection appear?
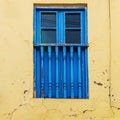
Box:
[41,13,56,27]
[66,30,80,43]
[66,13,80,28]
[41,30,56,43]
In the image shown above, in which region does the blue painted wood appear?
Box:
[37,11,40,44]
[51,47,56,97]
[78,47,82,98]
[81,10,86,98]
[44,47,49,98]
[66,47,71,98]
[59,47,63,98]
[33,7,37,45]
[65,28,81,30]
[81,48,85,98]
[41,27,56,30]
[33,7,37,96]
[55,46,59,98]
[48,46,52,98]
[85,8,88,98]
[73,47,78,98]
[57,12,65,43]
[34,48,37,96]
[85,48,88,98]
[70,46,74,98]
[34,7,88,99]
[36,6,86,11]
[63,46,67,98]
[40,46,44,97]
[81,11,85,45]
[34,44,88,47]
[36,48,41,98]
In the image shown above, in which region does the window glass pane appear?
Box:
[66,13,80,28]
[41,30,56,43]
[41,13,56,27]
[65,30,80,43]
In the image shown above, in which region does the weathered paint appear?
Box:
[0,0,119,120]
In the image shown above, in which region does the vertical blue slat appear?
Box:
[81,49,85,98]
[48,46,52,98]
[63,46,67,98]
[57,12,65,43]
[81,10,85,98]
[85,48,88,98]
[36,48,41,98]
[33,7,37,96]
[41,46,44,97]
[59,48,63,98]
[44,47,49,98]
[33,7,37,45]
[81,11,85,45]
[51,47,56,97]
[85,8,88,98]
[78,47,82,98]
[73,47,78,98]
[34,48,36,96]
[66,47,71,98]
[70,46,74,98]
[55,46,59,98]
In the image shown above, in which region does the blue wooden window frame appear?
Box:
[34,6,88,99]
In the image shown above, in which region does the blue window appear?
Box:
[34,6,88,98]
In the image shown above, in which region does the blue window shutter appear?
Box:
[34,7,88,99]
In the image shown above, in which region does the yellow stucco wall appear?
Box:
[0,0,120,120]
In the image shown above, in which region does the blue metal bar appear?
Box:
[70,46,74,98]
[55,46,59,98]
[81,10,85,98]
[33,7,37,45]
[85,8,88,98]
[66,48,71,98]
[85,48,88,98]
[36,48,41,98]
[36,6,86,11]
[48,46,52,98]
[34,7,41,98]
[73,48,78,98]
[34,44,88,47]
[81,11,85,44]
[57,12,65,43]
[60,12,65,43]
[59,48,63,98]
[65,28,81,30]
[41,46,44,97]
[63,46,67,98]
[81,49,85,98]
[41,27,56,30]
[51,47,56,97]
[78,47,82,98]
[44,47,49,98]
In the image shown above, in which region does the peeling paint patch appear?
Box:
[24,90,28,94]
[82,109,95,114]
[94,81,103,86]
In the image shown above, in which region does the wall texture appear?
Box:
[0,0,120,120]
